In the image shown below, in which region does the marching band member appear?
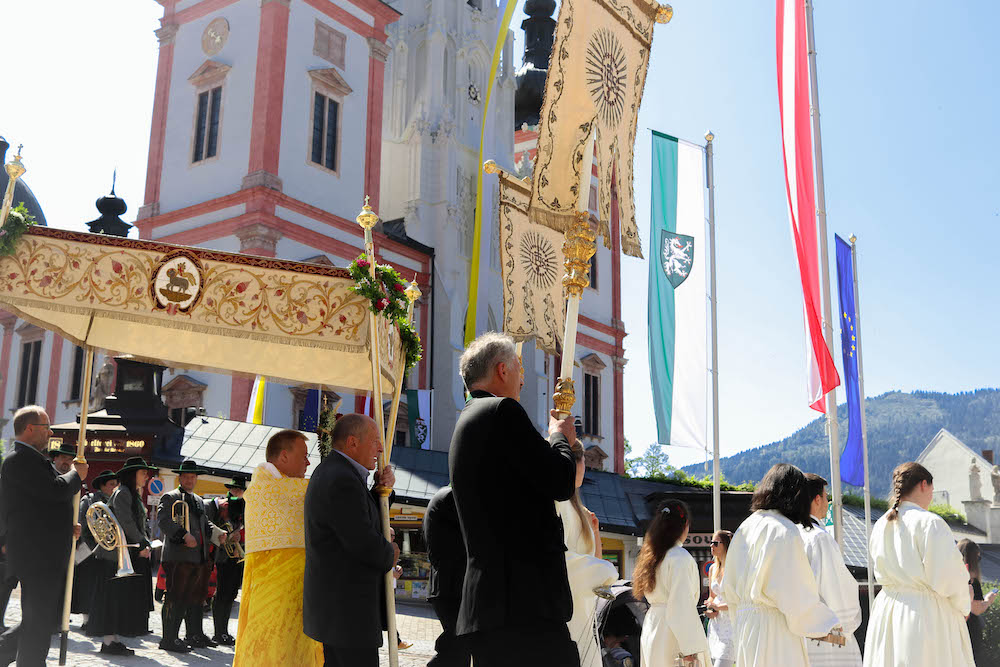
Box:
[156,460,225,653]
[799,473,862,667]
[74,469,118,631]
[863,462,974,666]
[204,477,246,645]
[234,430,323,666]
[87,457,157,655]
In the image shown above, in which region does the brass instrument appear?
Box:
[85,502,138,578]
[171,498,190,533]
[222,521,246,560]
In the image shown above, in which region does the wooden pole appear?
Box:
[59,347,94,665]
[356,197,398,667]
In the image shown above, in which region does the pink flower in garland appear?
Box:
[357,259,370,270]
[393,282,405,293]
[375,297,390,312]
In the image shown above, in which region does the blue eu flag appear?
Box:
[835,235,864,487]
[300,388,321,432]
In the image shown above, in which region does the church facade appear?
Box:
[1,0,627,472]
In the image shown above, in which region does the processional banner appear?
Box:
[496,168,566,354]
[529,0,668,259]
[0,227,400,393]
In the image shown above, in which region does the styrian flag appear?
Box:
[776,0,840,411]
[647,131,708,452]
[247,375,266,424]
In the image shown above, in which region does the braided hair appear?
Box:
[632,499,690,600]
[886,462,933,521]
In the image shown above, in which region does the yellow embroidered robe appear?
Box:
[233,463,323,667]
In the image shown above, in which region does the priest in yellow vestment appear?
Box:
[233,430,324,666]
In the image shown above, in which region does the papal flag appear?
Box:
[247,375,266,425]
[494,164,566,354]
[528,0,670,258]
[648,131,708,451]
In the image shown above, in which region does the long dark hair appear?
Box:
[751,463,812,527]
[632,500,690,600]
[886,462,933,521]
[958,539,981,582]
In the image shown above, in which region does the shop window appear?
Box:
[193,86,222,163]
[16,338,42,407]
[68,345,85,401]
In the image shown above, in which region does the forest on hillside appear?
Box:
[681,389,1000,498]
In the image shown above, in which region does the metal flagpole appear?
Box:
[60,345,95,665]
[804,0,843,546]
[706,131,721,534]
[850,235,875,613]
[355,197,399,667]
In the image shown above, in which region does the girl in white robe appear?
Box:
[633,499,709,666]
[556,443,619,667]
[722,463,840,667]
[705,531,735,667]
[799,473,862,667]
[863,461,974,667]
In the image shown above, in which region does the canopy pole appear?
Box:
[553,131,598,418]
[706,131,721,534]
[1,146,26,226]
[59,346,95,665]
[356,197,398,667]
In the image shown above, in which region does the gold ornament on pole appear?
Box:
[1,144,26,226]
[355,196,400,667]
[655,3,673,23]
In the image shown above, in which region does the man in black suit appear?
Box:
[0,406,87,666]
[424,485,470,667]
[449,332,579,667]
[304,413,399,667]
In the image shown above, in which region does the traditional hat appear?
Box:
[48,444,77,459]
[224,477,247,490]
[91,469,118,489]
[171,459,210,475]
[118,456,158,474]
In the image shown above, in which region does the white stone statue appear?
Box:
[970,458,983,500]
[992,465,1000,507]
[89,357,116,412]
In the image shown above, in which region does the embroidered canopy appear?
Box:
[0,227,401,393]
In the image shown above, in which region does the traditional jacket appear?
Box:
[157,487,223,563]
[205,495,245,564]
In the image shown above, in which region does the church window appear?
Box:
[589,253,598,290]
[311,92,340,172]
[583,372,600,436]
[69,346,85,401]
[17,339,42,408]
[193,86,222,163]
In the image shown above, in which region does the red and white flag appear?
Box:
[776,0,840,412]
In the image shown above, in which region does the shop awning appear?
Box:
[0,227,400,393]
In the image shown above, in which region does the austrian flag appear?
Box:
[776,0,839,411]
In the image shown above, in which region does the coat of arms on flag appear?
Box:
[491,163,566,354]
[660,230,694,289]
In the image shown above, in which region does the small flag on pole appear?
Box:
[406,389,432,450]
[835,235,864,486]
[247,376,266,424]
[300,388,321,432]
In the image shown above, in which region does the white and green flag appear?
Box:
[648,131,709,452]
[406,389,432,450]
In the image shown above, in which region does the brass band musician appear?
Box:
[203,477,246,645]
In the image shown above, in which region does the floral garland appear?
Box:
[0,204,37,257]
[348,254,423,372]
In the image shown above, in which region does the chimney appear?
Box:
[983,450,994,465]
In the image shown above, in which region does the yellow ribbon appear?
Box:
[463,0,521,347]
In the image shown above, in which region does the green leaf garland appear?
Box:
[348,254,423,372]
[0,204,37,257]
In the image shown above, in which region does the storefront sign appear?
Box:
[48,436,151,457]
[683,533,715,548]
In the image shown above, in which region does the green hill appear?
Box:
[682,389,1000,498]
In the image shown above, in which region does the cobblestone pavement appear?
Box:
[4,584,441,666]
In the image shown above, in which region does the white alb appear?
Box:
[639,544,710,667]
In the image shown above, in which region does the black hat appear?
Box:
[91,469,118,489]
[224,478,247,490]
[48,444,77,459]
[171,459,210,475]
[118,456,158,474]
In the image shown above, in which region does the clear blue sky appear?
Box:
[6,1,999,470]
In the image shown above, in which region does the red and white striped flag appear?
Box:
[776,0,840,412]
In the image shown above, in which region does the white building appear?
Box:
[917,428,995,510]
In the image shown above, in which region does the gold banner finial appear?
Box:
[705,130,714,143]
[404,276,422,304]
[1,143,27,225]
[656,3,673,23]
[356,196,379,231]
[483,160,499,175]
[562,211,598,299]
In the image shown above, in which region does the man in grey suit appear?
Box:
[304,414,399,667]
[156,460,225,653]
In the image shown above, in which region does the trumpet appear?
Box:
[171,498,190,533]
[85,502,138,578]
[222,521,246,560]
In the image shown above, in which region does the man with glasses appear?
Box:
[0,405,88,665]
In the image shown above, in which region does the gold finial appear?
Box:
[483,160,499,175]
[552,378,575,418]
[562,211,598,298]
[404,276,421,303]
[356,195,379,231]
[850,234,857,244]
[655,3,673,23]
[705,131,714,143]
